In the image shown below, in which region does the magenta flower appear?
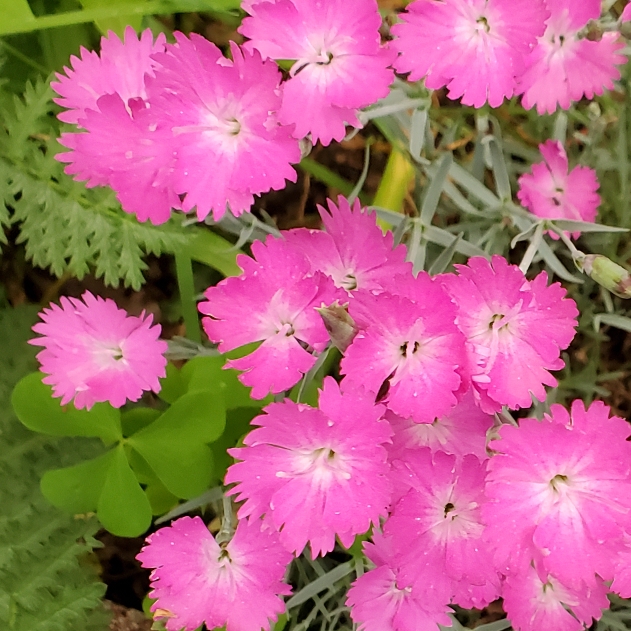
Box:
[623,3,631,22]
[517,140,600,239]
[387,389,493,464]
[29,291,167,410]
[51,26,166,125]
[199,237,336,399]
[483,400,631,589]
[225,377,392,557]
[58,94,179,224]
[392,0,548,108]
[517,0,625,114]
[284,196,411,295]
[346,533,453,631]
[137,516,292,631]
[341,274,467,423]
[148,36,300,220]
[386,449,500,609]
[240,0,395,145]
[502,562,609,631]
[442,256,578,411]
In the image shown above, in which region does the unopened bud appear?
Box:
[579,254,631,299]
[316,301,359,353]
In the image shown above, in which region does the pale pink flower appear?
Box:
[346,533,454,631]
[517,140,600,239]
[199,236,335,399]
[387,389,492,464]
[518,0,625,114]
[58,94,178,224]
[148,36,300,220]
[386,449,500,609]
[225,377,392,557]
[502,562,609,631]
[341,274,467,423]
[392,0,548,108]
[483,400,631,589]
[30,291,167,410]
[51,26,166,125]
[137,516,292,631]
[441,256,578,411]
[284,196,411,295]
[240,0,395,145]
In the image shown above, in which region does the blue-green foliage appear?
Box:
[0,76,189,289]
[0,305,108,631]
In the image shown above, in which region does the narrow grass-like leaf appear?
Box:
[593,313,631,334]
[420,152,452,225]
[424,225,488,258]
[486,137,511,202]
[286,561,355,610]
[409,107,428,161]
[429,232,463,275]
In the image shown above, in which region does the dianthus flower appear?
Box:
[284,196,411,296]
[239,0,395,145]
[441,256,578,411]
[199,236,336,399]
[29,291,167,410]
[51,26,166,125]
[341,274,467,423]
[346,533,453,631]
[483,400,631,589]
[517,0,625,114]
[147,36,300,220]
[517,140,600,238]
[386,449,500,609]
[225,377,392,557]
[502,562,609,631]
[58,94,179,224]
[137,516,292,631]
[387,389,492,464]
[623,3,631,22]
[392,0,548,108]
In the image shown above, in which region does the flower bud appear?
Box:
[579,254,631,299]
[316,301,359,353]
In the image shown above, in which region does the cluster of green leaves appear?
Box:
[12,356,266,537]
[0,305,108,631]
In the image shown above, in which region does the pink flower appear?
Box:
[517,0,625,114]
[29,291,167,410]
[623,3,631,22]
[387,389,493,464]
[51,26,166,125]
[392,0,548,108]
[137,516,292,631]
[386,449,500,609]
[148,36,300,220]
[284,196,411,295]
[240,0,395,145]
[199,236,336,399]
[58,94,178,224]
[441,256,578,411]
[346,533,454,631]
[483,400,631,589]
[341,274,467,423]
[517,140,600,239]
[502,562,609,631]
[225,377,392,557]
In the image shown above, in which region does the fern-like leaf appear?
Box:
[0,78,189,289]
[0,306,109,631]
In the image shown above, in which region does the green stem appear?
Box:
[175,250,201,344]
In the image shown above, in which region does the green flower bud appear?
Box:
[316,301,359,353]
[580,254,631,299]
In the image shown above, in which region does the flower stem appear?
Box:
[175,250,201,344]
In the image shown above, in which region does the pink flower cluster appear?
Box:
[393,0,626,112]
[52,0,627,226]
[136,196,631,631]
